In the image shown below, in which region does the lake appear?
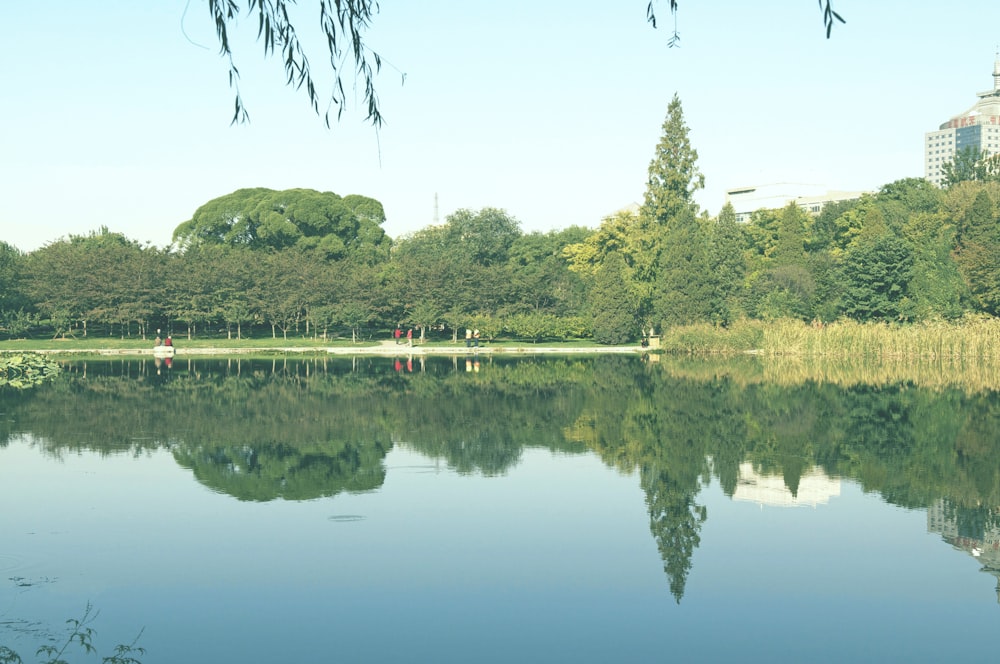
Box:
[2,354,1000,663]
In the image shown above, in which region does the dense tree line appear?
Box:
[4,97,1000,344]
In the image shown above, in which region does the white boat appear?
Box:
[153,345,175,357]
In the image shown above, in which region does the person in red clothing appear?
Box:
[406,329,413,346]
[164,335,173,347]
[394,327,401,344]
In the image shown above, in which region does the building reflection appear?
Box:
[732,463,841,508]
[927,499,1000,602]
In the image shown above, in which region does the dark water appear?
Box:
[2,355,999,663]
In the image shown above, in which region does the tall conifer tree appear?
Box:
[641,93,704,226]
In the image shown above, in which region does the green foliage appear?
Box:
[641,93,704,224]
[172,188,389,260]
[507,228,590,317]
[652,210,714,327]
[875,177,944,222]
[809,197,861,252]
[941,147,1000,187]
[901,211,967,320]
[840,231,913,321]
[442,208,521,266]
[0,240,26,314]
[390,208,525,333]
[23,229,150,338]
[16,142,1000,341]
[747,203,817,320]
[750,264,816,321]
[952,190,1000,315]
[707,203,748,324]
[0,353,61,389]
[0,603,145,664]
[589,253,641,344]
[1,309,39,340]
[771,203,809,266]
[498,312,588,343]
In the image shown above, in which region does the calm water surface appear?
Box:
[2,355,999,663]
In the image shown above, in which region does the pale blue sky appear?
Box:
[2,1,999,252]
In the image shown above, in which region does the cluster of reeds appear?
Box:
[654,317,1000,391]
[658,316,1000,360]
[763,317,1000,360]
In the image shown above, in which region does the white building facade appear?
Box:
[724,183,865,223]
[925,57,1000,186]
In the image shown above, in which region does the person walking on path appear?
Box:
[407,328,413,346]
[465,328,472,348]
[473,329,480,347]
[394,327,402,344]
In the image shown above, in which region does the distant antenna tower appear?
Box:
[433,193,439,225]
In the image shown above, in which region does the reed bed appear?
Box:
[656,317,1000,391]
[658,317,1000,360]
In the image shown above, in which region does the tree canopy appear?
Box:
[171,187,389,260]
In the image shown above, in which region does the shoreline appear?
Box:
[15,342,646,357]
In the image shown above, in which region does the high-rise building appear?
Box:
[925,57,1000,186]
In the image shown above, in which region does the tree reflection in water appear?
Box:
[5,354,1000,601]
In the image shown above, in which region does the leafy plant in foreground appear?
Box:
[0,603,144,664]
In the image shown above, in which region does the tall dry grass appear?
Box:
[658,316,1000,360]
[655,317,1000,391]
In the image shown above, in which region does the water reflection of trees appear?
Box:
[5,355,1000,600]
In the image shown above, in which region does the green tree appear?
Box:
[952,189,1000,314]
[900,211,967,320]
[173,188,390,260]
[389,209,522,338]
[0,241,26,316]
[751,203,816,320]
[563,209,656,327]
[708,203,748,324]
[443,207,522,266]
[942,147,1000,187]
[507,228,590,317]
[22,228,163,338]
[167,244,253,339]
[589,253,641,344]
[840,230,913,322]
[875,178,944,227]
[809,198,861,253]
[771,202,809,266]
[652,210,714,328]
[641,93,704,225]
